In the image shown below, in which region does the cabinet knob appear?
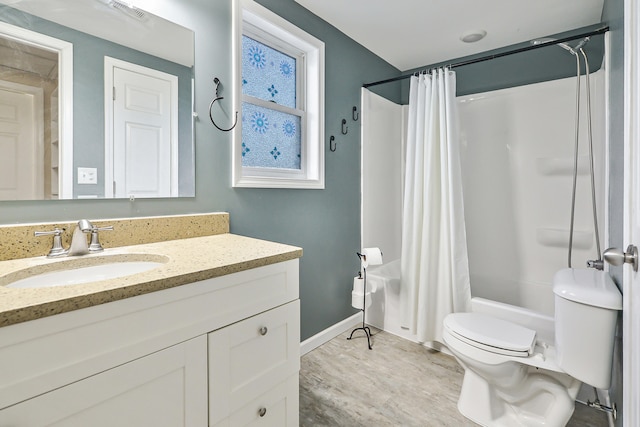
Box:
[259,326,268,336]
[258,407,267,417]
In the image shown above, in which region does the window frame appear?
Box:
[233,0,325,189]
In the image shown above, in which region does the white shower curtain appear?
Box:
[400,69,471,344]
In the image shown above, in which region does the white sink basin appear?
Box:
[3,254,168,289]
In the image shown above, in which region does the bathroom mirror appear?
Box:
[0,0,195,200]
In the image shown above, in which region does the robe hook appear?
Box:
[209,77,238,132]
[341,119,348,135]
[352,106,359,121]
[329,135,336,152]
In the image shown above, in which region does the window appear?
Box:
[234,0,325,188]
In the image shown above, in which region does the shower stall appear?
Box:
[458,68,607,316]
[361,35,609,337]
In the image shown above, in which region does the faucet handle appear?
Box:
[35,228,68,258]
[88,225,114,253]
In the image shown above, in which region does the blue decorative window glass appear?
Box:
[241,35,302,171]
[241,102,302,169]
[242,36,296,108]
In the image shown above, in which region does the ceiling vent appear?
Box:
[108,0,146,21]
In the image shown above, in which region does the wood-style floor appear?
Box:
[300,327,609,426]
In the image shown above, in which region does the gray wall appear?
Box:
[0,0,400,341]
[603,0,625,284]
[602,0,624,424]
[72,34,194,198]
[227,0,400,340]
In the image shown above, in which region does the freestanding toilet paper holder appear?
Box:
[347,252,373,350]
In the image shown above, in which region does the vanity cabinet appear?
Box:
[0,259,300,426]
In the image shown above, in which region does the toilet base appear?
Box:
[457,366,581,427]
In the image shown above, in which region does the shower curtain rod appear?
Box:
[362,26,609,89]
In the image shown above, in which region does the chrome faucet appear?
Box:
[68,219,94,256]
[36,220,113,258]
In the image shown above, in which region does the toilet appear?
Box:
[442,268,622,427]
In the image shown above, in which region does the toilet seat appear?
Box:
[444,313,536,357]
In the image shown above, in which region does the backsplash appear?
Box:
[0,213,229,261]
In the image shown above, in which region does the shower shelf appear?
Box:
[536,156,590,176]
[536,228,593,249]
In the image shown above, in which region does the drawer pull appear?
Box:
[258,407,267,417]
[259,326,268,336]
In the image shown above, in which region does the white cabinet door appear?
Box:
[208,301,300,426]
[0,336,207,427]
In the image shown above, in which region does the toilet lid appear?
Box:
[444,313,536,357]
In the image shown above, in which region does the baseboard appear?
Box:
[300,313,361,356]
[299,313,453,357]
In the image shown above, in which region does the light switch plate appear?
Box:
[78,167,98,184]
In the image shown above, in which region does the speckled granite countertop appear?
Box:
[0,233,302,327]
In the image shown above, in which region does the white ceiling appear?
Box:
[294,0,605,71]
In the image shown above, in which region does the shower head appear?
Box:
[572,37,589,52]
[530,37,590,55]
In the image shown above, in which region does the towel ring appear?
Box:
[209,77,238,132]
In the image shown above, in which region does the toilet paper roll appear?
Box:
[353,276,364,294]
[361,247,383,268]
[352,291,372,310]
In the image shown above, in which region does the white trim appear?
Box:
[604,32,611,254]
[103,56,179,198]
[0,21,73,199]
[300,313,361,356]
[242,94,304,117]
[623,0,640,424]
[233,0,325,189]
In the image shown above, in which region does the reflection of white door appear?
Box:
[0,84,43,200]
[104,57,178,198]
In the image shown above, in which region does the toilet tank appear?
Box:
[553,268,622,389]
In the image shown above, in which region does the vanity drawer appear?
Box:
[211,375,299,427]
[208,300,300,426]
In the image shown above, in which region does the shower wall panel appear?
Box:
[457,71,607,316]
[361,89,404,262]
